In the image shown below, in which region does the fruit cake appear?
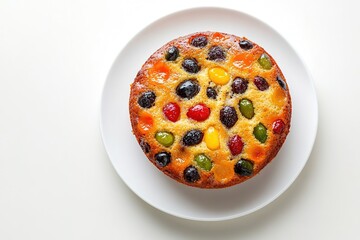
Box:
[129,32,291,188]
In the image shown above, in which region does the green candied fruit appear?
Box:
[253,123,267,143]
[155,131,174,147]
[194,154,212,171]
[258,53,273,70]
[239,99,254,119]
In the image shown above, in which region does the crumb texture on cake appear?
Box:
[129,32,291,188]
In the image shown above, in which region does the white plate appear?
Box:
[100,7,318,221]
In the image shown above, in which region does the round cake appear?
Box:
[129,32,291,188]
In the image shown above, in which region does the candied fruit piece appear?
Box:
[254,76,269,91]
[208,67,230,85]
[155,152,171,167]
[194,154,212,171]
[137,112,153,134]
[272,119,285,134]
[163,102,180,122]
[138,91,156,108]
[176,79,200,99]
[204,127,220,150]
[253,123,267,143]
[220,106,238,128]
[165,46,179,61]
[208,46,226,61]
[228,135,244,156]
[206,87,217,99]
[191,35,208,48]
[234,159,253,176]
[187,103,210,122]
[149,61,170,82]
[182,130,204,146]
[182,58,200,73]
[239,99,254,119]
[184,166,200,182]
[239,40,253,50]
[258,53,273,70]
[155,131,174,147]
[232,77,248,94]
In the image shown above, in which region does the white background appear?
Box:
[1,0,359,239]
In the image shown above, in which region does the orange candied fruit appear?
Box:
[213,160,235,182]
[249,146,264,161]
[149,61,170,83]
[137,112,154,134]
[212,32,225,41]
[271,87,286,107]
[231,52,256,69]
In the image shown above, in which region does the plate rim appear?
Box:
[100,6,319,221]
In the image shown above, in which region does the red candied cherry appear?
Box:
[187,103,211,122]
[272,119,285,134]
[163,102,180,122]
[228,135,244,156]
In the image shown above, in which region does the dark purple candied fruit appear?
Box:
[182,58,201,74]
[139,139,150,154]
[207,46,226,61]
[276,75,287,90]
[206,87,217,99]
[184,166,200,183]
[154,152,171,167]
[191,36,208,48]
[231,77,248,94]
[176,79,200,99]
[220,106,238,128]
[182,130,204,146]
[234,159,254,176]
[137,91,156,108]
[239,40,253,50]
[254,76,269,91]
[165,46,179,61]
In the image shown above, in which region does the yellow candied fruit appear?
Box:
[204,127,220,150]
[208,67,230,85]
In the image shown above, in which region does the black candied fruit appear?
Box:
[176,79,200,99]
[231,77,248,94]
[207,46,226,61]
[220,106,238,128]
[234,159,254,176]
[191,36,208,48]
[139,139,150,154]
[254,76,269,91]
[138,91,156,108]
[165,46,179,61]
[182,129,204,146]
[182,58,201,73]
[276,75,287,90]
[184,166,200,182]
[239,40,253,50]
[206,87,217,99]
[154,152,171,167]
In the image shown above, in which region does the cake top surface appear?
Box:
[129,31,291,188]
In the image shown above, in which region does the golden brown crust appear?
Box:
[129,32,292,188]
